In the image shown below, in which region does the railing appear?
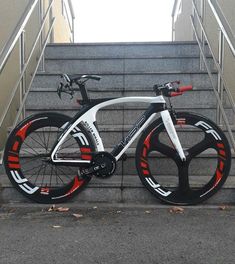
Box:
[0,0,54,128]
[0,0,75,160]
[0,0,56,161]
[171,0,182,41]
[63,0,75,42]
[190,0,235,151]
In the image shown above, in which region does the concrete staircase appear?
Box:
[1,41,235,205]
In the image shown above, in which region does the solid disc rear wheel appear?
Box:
[136,112,231,205]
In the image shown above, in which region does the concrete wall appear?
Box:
[172,0,194,41]
[0,0,73,152]
[172,0,235,101]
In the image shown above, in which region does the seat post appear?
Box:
[78,82,89,102]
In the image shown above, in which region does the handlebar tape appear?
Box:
[178,85,193,92]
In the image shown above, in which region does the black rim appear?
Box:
[4,113,94,203]
[137,112,231,204]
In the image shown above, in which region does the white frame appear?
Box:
[50,96,186,163]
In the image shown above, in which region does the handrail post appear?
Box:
[39,0,45,71]
[49,2,54,43]
[217,29,225,126]
[68,0,75,42]
[20,30,26,120]
[200,0,206,70]
[72,15,75,42]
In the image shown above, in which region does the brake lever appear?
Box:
[57,82,74,100]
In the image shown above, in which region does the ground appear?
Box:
[0,204,234,264]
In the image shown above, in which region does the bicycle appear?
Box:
[3,74,231,205]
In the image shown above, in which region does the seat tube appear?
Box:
[160,110,186,161]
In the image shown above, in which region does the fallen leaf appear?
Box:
[48,205,56,212]
[48,205,69,212]
[169,207,184,214]
[219,205,230,211]
[73,213,83,219]
[57,207,70,212]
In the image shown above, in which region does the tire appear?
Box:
[136,112,231,205]
[4,112,95,203]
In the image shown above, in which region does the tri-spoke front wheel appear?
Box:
[136,112,231,205]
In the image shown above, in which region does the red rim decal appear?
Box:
[66,176,84,195]
[81,147,92,160]
[16,121,32,141]
[12,141,20,152]
[8,156,19,162]
[8,163,21,169]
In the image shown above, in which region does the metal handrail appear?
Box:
[191,15,235,151]
[63,0,75,42]
[0,0,55,129]
[191,0,235,151]
[13,18,55,127]
[192,0,235,114]
[0,0,39,73]
[208,0,235,57]
[171,0,181,41]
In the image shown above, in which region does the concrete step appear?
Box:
[6,147,235,176]
[32,72,217,90]
[44,57,215,74]
[1,185,235,205]
[19,124,235,149]
[1,184,235,205]
[26,107,234,125]
[26,88,218,109]
[45,42,210,59]
[1,171,235,189]
[1,167,235,205]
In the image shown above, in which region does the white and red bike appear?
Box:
[4,74,231,205]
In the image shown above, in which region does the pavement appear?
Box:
[0,203,235,264]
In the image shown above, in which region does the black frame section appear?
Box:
[111,103,166,157]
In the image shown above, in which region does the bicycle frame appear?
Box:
[50,95,186,164]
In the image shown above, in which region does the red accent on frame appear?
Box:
[16,121,32,141]
[8,156,19,162]
[12,141,20,152]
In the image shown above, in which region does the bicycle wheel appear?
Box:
[4,112,95,203]
[136,112,231,205]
